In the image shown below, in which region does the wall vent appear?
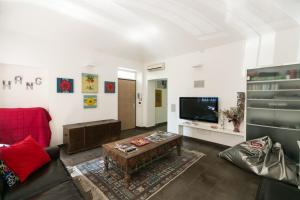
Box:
[194,80,205,88]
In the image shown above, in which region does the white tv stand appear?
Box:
[178,122,245,146]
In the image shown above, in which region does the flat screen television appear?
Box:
[180,97,218,123]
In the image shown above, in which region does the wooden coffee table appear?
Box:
[102,132,182,186]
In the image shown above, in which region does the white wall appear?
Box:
[0,64,48,108]
[2,25,300,145]
[245,27,300,68]
[144,27,300,143]
[0,30,143,146]
[144,41,247,137]
[145,80,156,127]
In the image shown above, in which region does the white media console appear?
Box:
[178,122,245,146]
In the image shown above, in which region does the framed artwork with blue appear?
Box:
[84,95,97,108]
[57,78,74,93]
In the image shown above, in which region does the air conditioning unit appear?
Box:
[147,63,165,71]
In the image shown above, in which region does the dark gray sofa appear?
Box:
[0,147,83,200]
[256,178,300,200]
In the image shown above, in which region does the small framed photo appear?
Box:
[104,81,115,93]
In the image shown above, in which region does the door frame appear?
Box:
[118,78,137,129]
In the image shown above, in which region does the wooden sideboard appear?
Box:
[63,119,121,154]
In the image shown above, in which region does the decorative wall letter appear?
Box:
[35,77,42,85]
[14,76,23,85]
[26,82,34,90]
[2,80,12,89]
[2,76,43,90]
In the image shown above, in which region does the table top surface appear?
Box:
[102,132,182,159]
[63,119,120,129]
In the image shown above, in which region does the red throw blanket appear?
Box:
[0,108,52,147]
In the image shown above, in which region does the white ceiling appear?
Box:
[1,0,300,62]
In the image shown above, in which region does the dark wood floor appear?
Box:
[61,125,261,200]
[151,136,261,200]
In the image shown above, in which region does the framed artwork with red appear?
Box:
[104,81,115,93]
[57,78,74,93]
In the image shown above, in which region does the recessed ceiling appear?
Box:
[0,0,300,62]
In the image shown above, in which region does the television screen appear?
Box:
[180,97,218,123]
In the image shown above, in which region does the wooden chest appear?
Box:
[63,119,121,154]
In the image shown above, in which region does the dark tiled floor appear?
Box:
[154,137,260,200]
[61,125,261,200]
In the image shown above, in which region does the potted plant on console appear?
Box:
[222,107,244,132]
[222,92,245,132]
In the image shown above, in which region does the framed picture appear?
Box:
[83,95,97,108]
[155,89,162,107]
[57,78,74,93]
[104,81,115,93]
[82,73,98,93]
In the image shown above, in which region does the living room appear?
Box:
[0,1,300,200]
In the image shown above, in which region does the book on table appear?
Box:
[145,131,175,143]
[114,143,137,153]
[130,138,150,146]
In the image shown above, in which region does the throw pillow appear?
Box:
[0,136,50,182]
[0,160,19,187]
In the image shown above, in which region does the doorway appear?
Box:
[154,80,167,127]
[118,79,136,130]
[147,79,168,130]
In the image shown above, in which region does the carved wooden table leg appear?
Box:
[125,172,131,187]
[177,144,181,156]
[104,155,109,170]
[124,164,131,187]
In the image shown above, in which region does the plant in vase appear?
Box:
[222,107,244,132]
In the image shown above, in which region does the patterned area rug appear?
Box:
[69,149,205,200]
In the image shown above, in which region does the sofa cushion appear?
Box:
[4,159,71,200]
[0,136,50,182]
[45,147,60,160]
[30,180,83,200]
[0,161,19,188]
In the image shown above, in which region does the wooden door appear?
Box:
[118,79,136,130]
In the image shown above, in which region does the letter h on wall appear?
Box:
[2,80,12,89]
